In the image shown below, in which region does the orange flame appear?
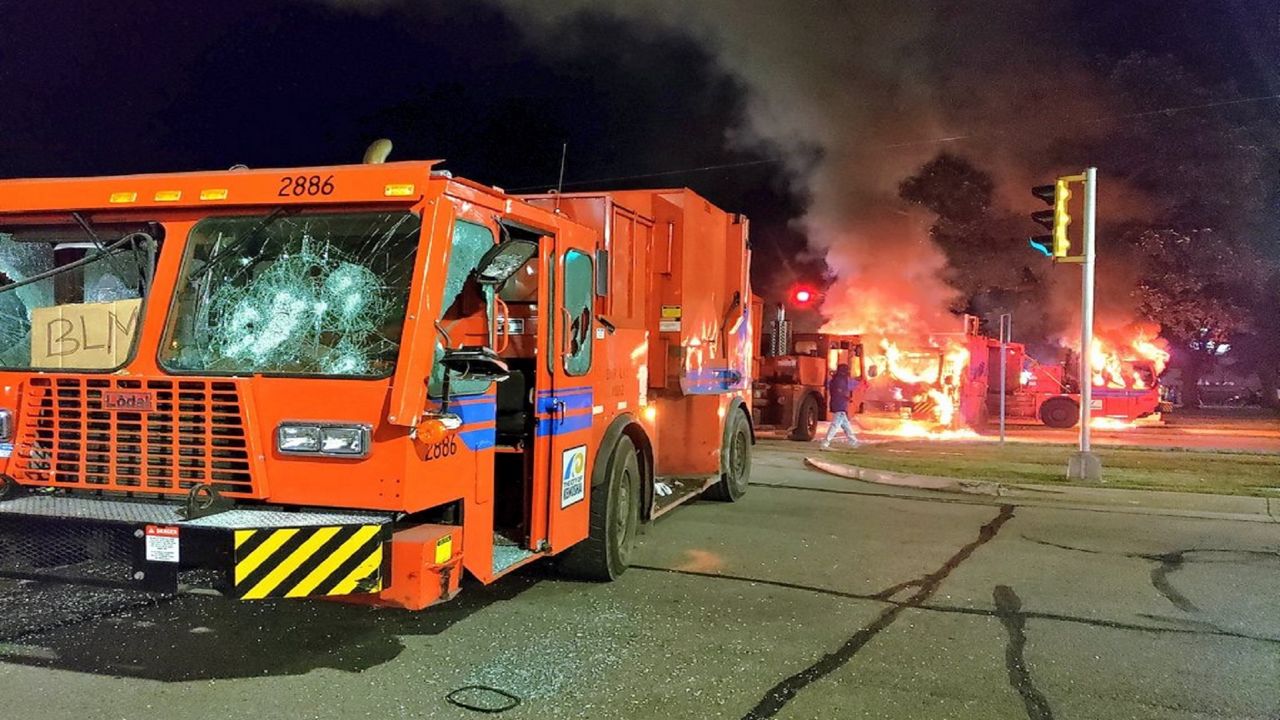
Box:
[1088,327,1169,391]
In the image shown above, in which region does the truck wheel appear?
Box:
[706,410,752,502]
[1039,397,1080,429]
[789,395,820,441]
[558,436,641,581]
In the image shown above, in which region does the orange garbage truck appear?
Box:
[753,331,866,440]
[0,153,754,609]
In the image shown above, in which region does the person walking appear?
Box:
[822,363,860,449]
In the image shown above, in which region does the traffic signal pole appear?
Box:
[1068,167,1102,482]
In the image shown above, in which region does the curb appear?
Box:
[803,457,1003,496]
[801,456,1279,523]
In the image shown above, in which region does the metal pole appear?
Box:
[999,313,1011,443]
[1079,168,1097,452]
[1068,167,1102,481]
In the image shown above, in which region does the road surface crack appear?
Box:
[994,585,1055,720]
[740,504,1016,720]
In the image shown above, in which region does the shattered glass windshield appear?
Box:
[159,212,420,378]
[0,227,155,370]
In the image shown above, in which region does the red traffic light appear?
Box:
[790,286,815,305]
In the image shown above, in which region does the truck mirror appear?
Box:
[867,365,879,379]
[476,239,538,288]
[440,345,511,382]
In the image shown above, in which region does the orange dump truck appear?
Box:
[0,156,754,608]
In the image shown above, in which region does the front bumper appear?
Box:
[0,493,392,599]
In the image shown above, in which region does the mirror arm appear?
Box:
[440,367,453,413]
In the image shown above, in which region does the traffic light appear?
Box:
[1030,179,1073,258]
[789,286,816,306]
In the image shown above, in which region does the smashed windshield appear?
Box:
[159,212,420,378]
[0,225,156,370]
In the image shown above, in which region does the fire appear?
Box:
[858,335,973,436]
[1088,326,1170,391]
[1090,417,1137,431]
[876,421,981,441]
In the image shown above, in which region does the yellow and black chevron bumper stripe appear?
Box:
[232,524,387,600]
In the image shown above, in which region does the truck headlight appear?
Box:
[276,423,370,458]
[320,427,367,455]
[0,409,11,442]
[277,425,321,453]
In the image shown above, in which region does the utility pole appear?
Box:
[1067,167,1102,482]
[999,313,1012,443]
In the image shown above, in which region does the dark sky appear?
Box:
[1,1,1274,294]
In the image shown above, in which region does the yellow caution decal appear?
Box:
[232,525,386,600]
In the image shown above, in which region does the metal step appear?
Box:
[652,475,716,519]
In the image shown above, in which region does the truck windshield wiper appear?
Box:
[73,212,141,291]
[191,207,291,280]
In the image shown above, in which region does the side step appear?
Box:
[651,475,717,519]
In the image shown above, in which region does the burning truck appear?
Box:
[858,318,1171,432]
[766,316,1171,438]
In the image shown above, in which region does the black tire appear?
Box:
[789,395,820,441]
[1039,396,1080,429]
[705,409,752,502]
[558,435,641,581]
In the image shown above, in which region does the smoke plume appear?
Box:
[485,1,1126,338]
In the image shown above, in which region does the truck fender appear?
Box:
[726,396,755,444]
[591,414,655,520]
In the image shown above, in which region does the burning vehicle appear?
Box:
[842,317,1171,434]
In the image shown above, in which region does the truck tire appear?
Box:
[789,395,820,441]
[558,436,641,581]
[705,410,752,502]
[1039,397,1080,429]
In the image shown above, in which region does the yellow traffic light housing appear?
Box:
[1031,176,1082,261]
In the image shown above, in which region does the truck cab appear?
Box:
[0,159,754,608]
[753,332,864,440]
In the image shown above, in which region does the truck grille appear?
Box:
[11,377,262,498]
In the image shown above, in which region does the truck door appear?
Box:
[533,227,597,551]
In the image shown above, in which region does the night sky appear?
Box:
[1,1,1275,296]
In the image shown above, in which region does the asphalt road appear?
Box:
[1,442,1277,720]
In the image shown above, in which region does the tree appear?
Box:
[899,153,1061,343]
[1129,228,1259,407]
[1227,270,1280,411]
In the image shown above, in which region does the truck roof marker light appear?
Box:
[200,188,229,201]
[384,183,415,197]
[109,192,137,204]
[154,190,182,202]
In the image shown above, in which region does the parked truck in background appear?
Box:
[752,331,865,440]
[0,148,754,609]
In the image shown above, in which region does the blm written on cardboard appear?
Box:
[30,299,143,370]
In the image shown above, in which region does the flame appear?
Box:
[1087,326,1170,391]
[860,335,973,436]
[875,421,981,441]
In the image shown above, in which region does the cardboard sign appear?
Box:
[30,298,142,369]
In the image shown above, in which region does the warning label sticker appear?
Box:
[0,442,12,459]
[144,525,180,563]
[660,305,682,319]
[435,534,453,565]
[659,320,681,333]
[561,445,587,508]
